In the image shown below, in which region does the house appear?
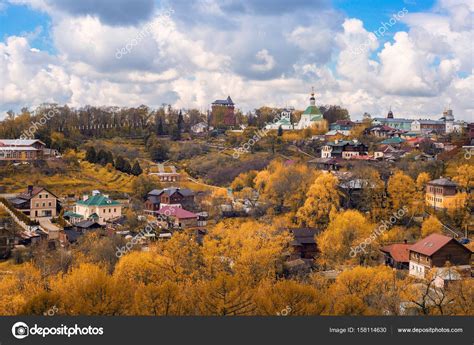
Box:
[329,120,355,132]
[324,129,350,137]
[210,96,236,128]
[307,157,341,171]
[158,206,198,229]
[380,242,411,269]
[148,164,181,182]
[191,122,209,134]
[373,110,413,131]
[8,186,58,219]
[380,137,406,146]
[265,109,294,130]
[425,178,463,210]
[73,220,103,233]
[60,228,83,244]
[144,187,195,215]
[408,233,472,279]
[73,191,122,225]
[295,90,326,130]
[374,144,407,161]
[197,211,208,227]
[468,123,474,143]
[365,125,404,138]
[321,140,368,159]
[288,228,319,260]
[411,119,446,134]
[0,139,46,161]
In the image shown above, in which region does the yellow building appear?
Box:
[425,178,462,210]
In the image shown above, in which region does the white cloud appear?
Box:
[0,0,473,121]
[251,49,275,72]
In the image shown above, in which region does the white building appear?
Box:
[295,91,325,130]
[265,109,294,130]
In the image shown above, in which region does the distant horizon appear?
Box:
[1,100,467,123]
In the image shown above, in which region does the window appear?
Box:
[39,194,42,199]
[48,202,51,207]
[45,194,49,198]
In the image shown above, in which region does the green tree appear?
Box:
[85,146,97,163]
[277,125,283,137]
[131,161,143,176]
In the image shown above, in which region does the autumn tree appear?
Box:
[254,280,327,315]
[203,220,290,285]
[329,266,407,315]
[196,273,256,316]
[0,263,44,315]
[50,263,124,315]
[230,170,258,192]
[420,215,443,237]
[316,210,375,267]
[296,173,340,228]
[133,281,183,315]
[256,160,316,213]
[387,171,416,216]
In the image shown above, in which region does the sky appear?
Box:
[0,0,473,121]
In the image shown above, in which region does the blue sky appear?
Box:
[0,0,472,120]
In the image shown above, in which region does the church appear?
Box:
[265,90,326,131]
[295,90,325,130]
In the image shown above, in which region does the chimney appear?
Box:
[27,185,33,195]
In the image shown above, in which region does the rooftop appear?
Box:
[212,96,234,106]
[409,233,469,257]
[158,206,198,219]
[76,193,120,207]
[380,243,412,263]
[428,178,457,187]
[0,139,46,147]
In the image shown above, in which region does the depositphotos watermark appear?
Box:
[463,146,473,160]
[12,321,104,339]
[350,7,408,57]
[350,206,409,257]
[232,110,287,159]
[115,8,174,59]
[115,206,177,258]
[0,106,59,156]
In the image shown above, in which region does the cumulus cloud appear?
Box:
[1,0,473,121]
[45,0,155,26]
[251,49,275,72]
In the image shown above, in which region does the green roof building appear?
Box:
[296,90,325,129]
[74,191,122,225]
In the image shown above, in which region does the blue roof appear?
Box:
[212,96,234,105]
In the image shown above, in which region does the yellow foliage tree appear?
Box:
[387,171,416,215]
[133,281,183,315]
[254,279,328,315]
[203,219,290,285]
[50,263,124,315]
[254,160,317,212]
[452,164,474,191]
[420,215,443,237]
[316,210,375,267]
[296,173,340,228]
[0,263,44,315]
[329,266,406,315]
